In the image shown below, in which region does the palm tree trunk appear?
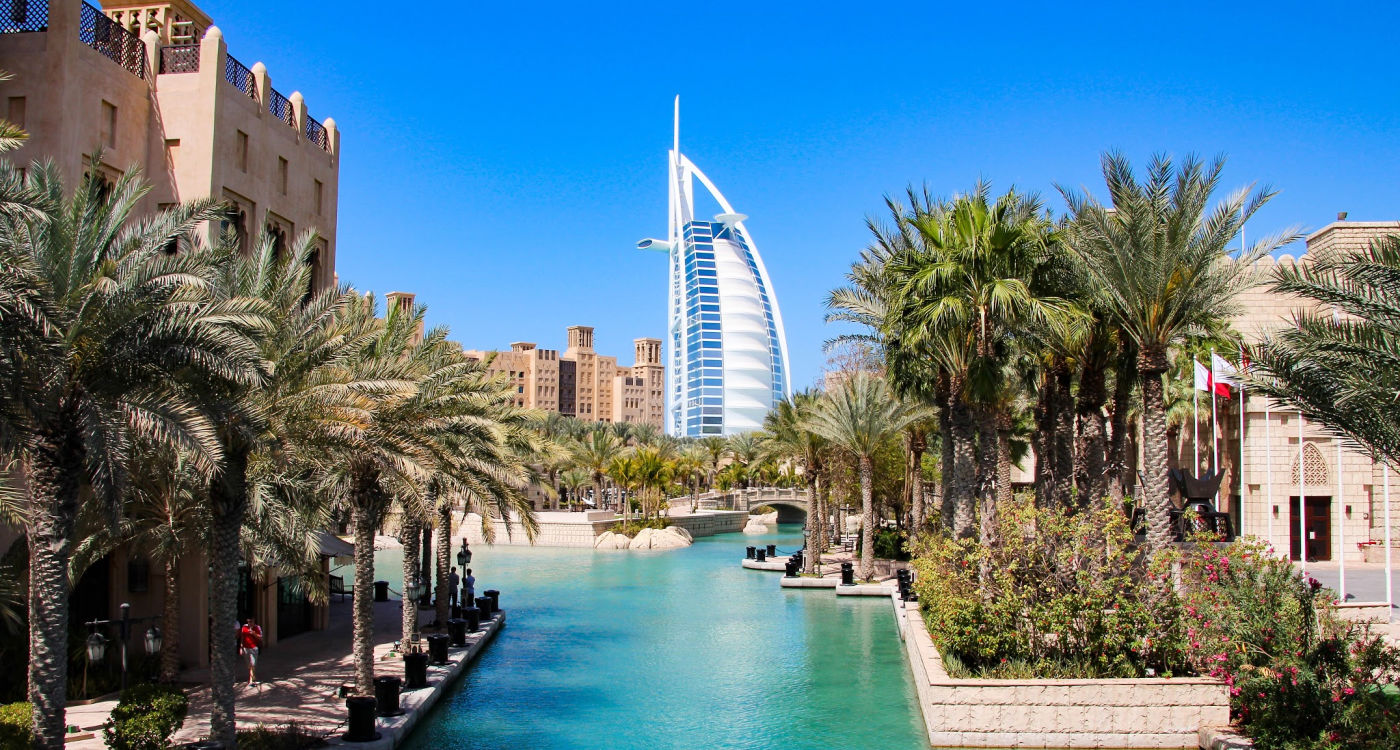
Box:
[908,429,927,530]
[1139,356,1173,552]
[975,407,999,548]
[1033,376,1054,509]
[434,499,450,627]
[419,524,431,607]
[995,413,1013,509]
[1108,348,1138,502]
[811,474,825,572]
[350,498,376,696]
[400,516,420,646]
[25,440,80,750]
[858,455,875,581]
[939,390,955,530]
[1052,360,1076,508]
[803,474,818,575]
[948,385,978,539]
[208,445,249,747]
[1076,353,1110,508]
[160,555,181,683]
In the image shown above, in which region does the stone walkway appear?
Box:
[66,595,473,748]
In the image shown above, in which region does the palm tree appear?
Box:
[573,429,624,513]
[762,392,828,573]
[696,436,728,491]
[0,163,262,750]
[726,433,763,487]
[558,468,591,510]
[891,184,1079,543]
[1251,235,1400,468]
[1058,151,1299,551]
[804,375,926,580]
[671,449,706,511]
[201,230,373,743]
[0,70,25,152]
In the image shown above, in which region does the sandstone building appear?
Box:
[0,0,340,292]
[0,0,343,670]
[464,326,665,431]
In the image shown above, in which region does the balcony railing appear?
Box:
[0,0,48,33]
[159,43,198,74]
[267,87,293,127]
[223,53,256,99]
[79,2,145,79]
[305,116,329,152]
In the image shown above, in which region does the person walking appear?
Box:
[449,566,460,608]
[239,617,263,686]
[463,568,476,606]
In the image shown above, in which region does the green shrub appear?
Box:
[1176,535,1400,749]
[236,723,326,750]
[608,518,670,537]
[912,493,1183,678]
[872,528,909,561]
[0,702,31,750]
[104,684,188,750]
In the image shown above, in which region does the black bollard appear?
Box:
[447,618,467,647]
[403,651,428,689]
[343,695,380,742]
[766,544,776,557]
[426,633,450,665]
[484,589,500,613]
[784,559,799,577]
[476,596,493,617]
[461,606,481,632]
[451,604,462,620]
[755,548,767,562]
[373,676,403,717]
[373,580,389,603]
[840,561,854,586]
[746,546,756,560]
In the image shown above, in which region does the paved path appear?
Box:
[66,595,453,748]
[1296,562,1399,622]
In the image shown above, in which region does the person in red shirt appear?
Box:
[239,618,263,686]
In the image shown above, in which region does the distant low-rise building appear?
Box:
[465,326,665,430]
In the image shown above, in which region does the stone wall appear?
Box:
[462,510,748,548]
[890,596,1230,748]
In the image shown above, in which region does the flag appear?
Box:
[1211,353,1239,395]
[1194,357,1233,398]
[1194,359,1212,392]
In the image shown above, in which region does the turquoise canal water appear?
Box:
[385,524,928,750]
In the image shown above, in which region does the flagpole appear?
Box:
[1238,346,1246,537]
[1193,359,1200,474]
[1210,347,1220,505]
[1337,438,1346,601]
[1265,398,1273,555]
[1299,412,1307,574]
[1384,463,1393,612]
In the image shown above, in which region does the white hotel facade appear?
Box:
[638,98,791,437]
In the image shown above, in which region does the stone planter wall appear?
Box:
[890,596,1231,748]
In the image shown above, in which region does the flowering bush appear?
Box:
[911,493,1185,678]
[1177,535,1400,749]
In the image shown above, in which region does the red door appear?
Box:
[1288,496,1332,562]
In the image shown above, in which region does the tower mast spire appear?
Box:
[673,95,680,158]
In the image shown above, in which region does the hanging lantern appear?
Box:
[144,626,162,656]
[86,632,108,663]
[404,576,423,602]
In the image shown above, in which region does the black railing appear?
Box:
[224,53,256,99]
[305,115,329,151]
[267,87,293,127]
[0,0,48,33]
[79,2,145,79]
[159,44,198,73]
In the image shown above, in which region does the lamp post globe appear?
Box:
[404,576,423,602]
[86,632,107,663]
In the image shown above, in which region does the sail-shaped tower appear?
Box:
[637,98,792,437]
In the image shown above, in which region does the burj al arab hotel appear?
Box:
[637,98,792,437]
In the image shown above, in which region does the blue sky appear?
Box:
[200,0,1400,390]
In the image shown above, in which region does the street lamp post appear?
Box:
[456,538,471,568]
[403,576,424,651]
[85,603,162,692]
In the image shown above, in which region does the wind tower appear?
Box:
[637,97,792,437]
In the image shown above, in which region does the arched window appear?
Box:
[1290,442,1330,486]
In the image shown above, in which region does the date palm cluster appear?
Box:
[825,152,1307,555]
[0,156,545,748]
